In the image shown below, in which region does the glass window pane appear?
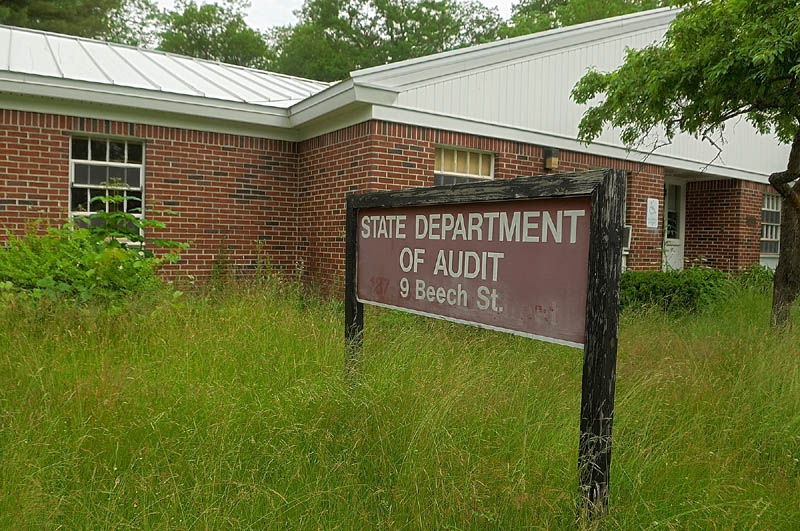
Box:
[126,191,142,213]
[442,149,455,172]
[126,167,141,188]
[90,189,107,212]
[108,166,126,186]
[469,153,480,175]
[434,149,441,171]
[90,139,107,161]
[456,151,468,173]
[667,212,679,239]
[71,138,88,160]
[480,154,491,176]
[109,141,125,162]
[89,165,108,185]
[74,163,89,184]
[109,194,124,212]
[127,143,143,164]
[70,187,88,212]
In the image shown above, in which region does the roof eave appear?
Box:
[288,79,399,127]
[0,72,294,129]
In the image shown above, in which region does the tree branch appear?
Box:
[769,128,800,209]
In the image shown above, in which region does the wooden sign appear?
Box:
[345,169,626,514]
[356,196,591,347]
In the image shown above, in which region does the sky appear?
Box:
[155,1,516,29]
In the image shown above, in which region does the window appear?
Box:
[665,184,681,240]
[70,137,144,234]
[433,146,493,186]
[761,194,781,255]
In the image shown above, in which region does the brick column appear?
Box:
[685,179,768,271]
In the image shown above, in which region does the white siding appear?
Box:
[393,26,788,179]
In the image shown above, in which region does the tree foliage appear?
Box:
[505,0,665,37]
[0,0,122,37]
[105,0,160,47]
[157,0,270,68]
[572,0,800,326]
[268,0,504,81]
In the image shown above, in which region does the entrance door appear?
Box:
[663,180,686,270]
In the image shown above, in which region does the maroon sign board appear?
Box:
[344,170,625,514]
[356,197,592,347]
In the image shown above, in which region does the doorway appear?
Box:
[663,180,686,270]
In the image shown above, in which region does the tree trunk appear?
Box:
[769,130,800,328]
[771,198,800,327]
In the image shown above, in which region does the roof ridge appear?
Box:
[0,23,330,87]
[350,7,680,79]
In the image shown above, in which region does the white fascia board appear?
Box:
[288,79,398,127]
[0,91,299,141]
[0,72,292,128]
[371,104,774,184]
[352,9,679,88]
[295,105,375,141]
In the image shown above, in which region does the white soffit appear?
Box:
[0,25,330,112]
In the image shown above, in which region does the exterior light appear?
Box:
[544,147,560,170]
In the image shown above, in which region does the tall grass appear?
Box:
[0,284,798,528]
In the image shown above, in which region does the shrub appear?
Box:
[733,264,774,295]
[0,195,186,301]
[620,268,732,314]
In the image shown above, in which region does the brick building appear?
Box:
[0,9,789,287]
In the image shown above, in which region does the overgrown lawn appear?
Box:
[0,285,798,528]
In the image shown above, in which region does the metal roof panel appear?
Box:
[0,28,11,71]
[46,34,108,83]
[0,24,330,111]
[8,30,60,77]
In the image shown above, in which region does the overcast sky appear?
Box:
[156,0,516,29]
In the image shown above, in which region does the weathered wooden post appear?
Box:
[344,193,364,375]
[578,169,625,515]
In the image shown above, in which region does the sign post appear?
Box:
[344,169,625,513]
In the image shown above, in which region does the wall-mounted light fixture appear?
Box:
[543,147,560,170]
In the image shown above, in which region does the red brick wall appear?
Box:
[0,110,70,233]
[297,120,666,287]
[7,108,769,284]
[685,179,768,271]
[0,109,298,279]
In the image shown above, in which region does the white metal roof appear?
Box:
[0,25,330,109]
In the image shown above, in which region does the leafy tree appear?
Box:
[158,0,270,68]
[505,0,665,38]
[571,0,800,327]
[0,0,122,37]
[268,0,504,82]
[105,0,160,47]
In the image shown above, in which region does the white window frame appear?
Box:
[69,135,146,237]
[760,193,781,257]
[434,146,494,180]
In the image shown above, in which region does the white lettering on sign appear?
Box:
[395,209,585,243]
[361,215,407,239]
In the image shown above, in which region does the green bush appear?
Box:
[733,264,774,294]
[620,268,732,314]
[0,195,186,301]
